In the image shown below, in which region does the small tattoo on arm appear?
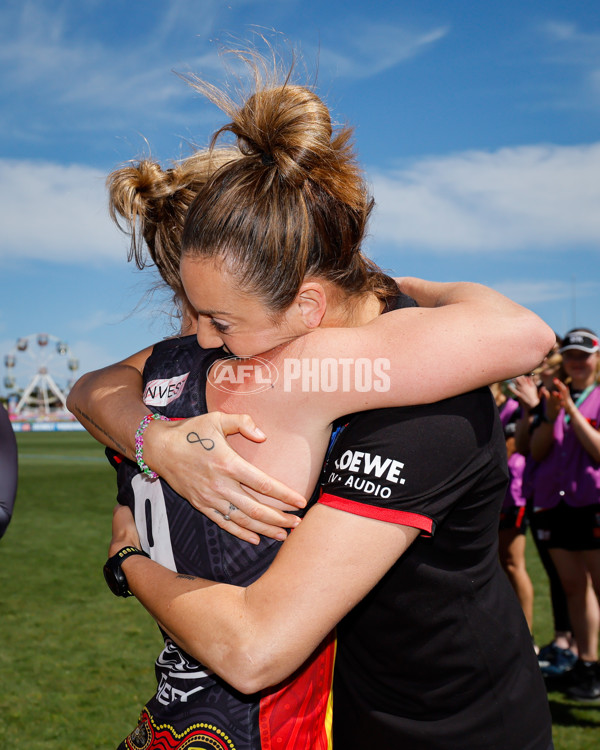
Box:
[176,574,198,581]
[74,406,129,457]
[186,432,215,450]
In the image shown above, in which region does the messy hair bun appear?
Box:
[217,84,365,210]
[107,147,240,302]
[182,54,396,311]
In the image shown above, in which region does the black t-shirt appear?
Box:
[320,391,552,750]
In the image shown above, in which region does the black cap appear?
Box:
[559,330,599,354]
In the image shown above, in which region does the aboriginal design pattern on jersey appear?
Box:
[119,708,236,750]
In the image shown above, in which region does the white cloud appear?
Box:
[314,23,449,80]
[0,0,225,132]
[370,142,600,253]
[0,2,449,151]
[4,141,600,268]
[542,20,600,50]
[0,159,126,264]
[539,20,600,107]
[492,280,600,307]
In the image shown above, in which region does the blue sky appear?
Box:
[1,0,599,399]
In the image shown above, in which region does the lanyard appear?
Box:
[564,384,597,424]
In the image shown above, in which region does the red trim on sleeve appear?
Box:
[318,493,435,535]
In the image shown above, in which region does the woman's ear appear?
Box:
[294,281,328,329]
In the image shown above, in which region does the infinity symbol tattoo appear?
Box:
[186,432,215,450]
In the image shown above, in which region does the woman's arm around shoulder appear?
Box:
[115,501,419,693]
[296,278,555,421]
[67,346,153,458]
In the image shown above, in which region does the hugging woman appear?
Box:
[70,53,554,750]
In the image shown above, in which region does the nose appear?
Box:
[196,319,224,350]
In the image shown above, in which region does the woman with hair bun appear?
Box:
[77,147,314,529]
[70,56,554,750]
[107,147,242,330]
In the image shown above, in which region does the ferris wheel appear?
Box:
[3,333,79,417]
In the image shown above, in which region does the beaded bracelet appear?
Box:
[135,413,169,479]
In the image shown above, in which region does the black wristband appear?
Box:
[103,546,150,598]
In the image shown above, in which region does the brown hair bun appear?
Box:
[181,51,397,312]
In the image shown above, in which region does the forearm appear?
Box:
[121,555,284,693]
[67,365,148,459]
[399,278,532,318]
[514,414,532,456]
[117,503,415,693]
[370,280,553,400]
[529,421,555,462]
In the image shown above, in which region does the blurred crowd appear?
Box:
[493,327,600,703]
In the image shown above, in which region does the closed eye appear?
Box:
[210,318,230,334]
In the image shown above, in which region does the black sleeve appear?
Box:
[0,407,18,538]
[395,291,418,309]
[105,447,137,507]
[319,390,504,535]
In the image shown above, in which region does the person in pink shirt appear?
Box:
[530,328,600,701]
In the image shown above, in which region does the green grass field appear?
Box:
[0,432,159,749]
[1,431,598,748]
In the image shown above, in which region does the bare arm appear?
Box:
[69,280,552,455]
[111,502,419,693]
[514,411,533,456]
[530,382,600,463]
[529,386,560,462]
[554,380,600,463]
[369,278,554,396]
[529,420,555,462]
[509,375,541,455]
[295,279,554,422]
[67,347,152,459]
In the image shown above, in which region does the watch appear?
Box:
[103,545,150,598]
